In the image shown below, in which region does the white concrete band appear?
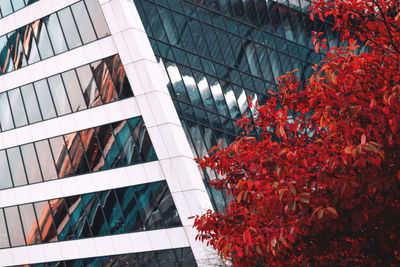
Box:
[0,227,189,266]
[0,161,164,208]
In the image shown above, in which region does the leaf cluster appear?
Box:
[192,0,400,266]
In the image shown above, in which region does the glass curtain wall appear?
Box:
[0,0,39,18]
[134,0,335,211]
[0,54,133,132]
[0,116,157,190]
[0,0,109,75]
[0,181,180,249]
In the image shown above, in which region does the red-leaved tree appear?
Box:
[192,0,400,265]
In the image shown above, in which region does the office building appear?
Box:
[0,0,331,266]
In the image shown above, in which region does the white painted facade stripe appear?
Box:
[0,36,117,94]
[0,97,141,150]
[0,227,189,267]
[0,161,164,208]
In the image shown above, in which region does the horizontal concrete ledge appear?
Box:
[0,227,189,266]
[0,161,164,207]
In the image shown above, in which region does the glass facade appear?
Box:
[0,181,180,248]
[0,54,133,132]
[0,0,109,75]
[17,247,196,267]
[0,116,157,190]
[0,0,38,18]
[134,0,335,212]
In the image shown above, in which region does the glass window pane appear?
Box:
[61,70,86,111]
[0,150,12,189]
[105,55,133,99]
[32,19,54,59]
[94,125,121,169]
[34,201,58,242]
[35,140,57,181]
[0,209,9,248]
[49,199,74,241]
[109,121,132,166]
[19,204,41,245]
[0,1,13,17]
[84,0,110,38]
[98,190,125,234]
[71,2,96,44]
[81,193,109,236]
[90,60,118,103]
[7,31,27,69]
[0,93,14,131]
[65,196,92,238]
[20,143,42,184]
[64,132,90,175]
[34,79,57,120]
[115,187,144,231]
[6,147,27,186]
[57,7,82,49]
[76,65,101,107]
[18,25,40,65]
[151,182,180,227]
[48,75,72,116]
[12,0,25,11]
[4,206,25,246]
[0,35,14,73]
[79,129,106,172]
[20,84,42,124]
[45,14,68,54]
[8,88,28,127]
[49,136,74,178]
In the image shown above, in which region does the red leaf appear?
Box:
[315,42,320,53]
[361,134,366,145]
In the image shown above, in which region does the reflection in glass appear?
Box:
[7,31,27,69]
[45,14,68,54]
[35,140,57,181]
[0,117,156,190]
[49,199,75,241]
[71,1,97,44]
[0,151,12,189]
[8,88,28,127]
[62,70,87,111]
[19,204,41,245]
[0,93,14,131]
[85,0,110,38]
[49,136,74,178]
[33,20,54,60]
[20,143,42,184]
[34,79,57,119]
[76,64,101,108]
[0,1,13,17]
[91,60,118,103]
[48,75,72,116]
[0,181,180,250]
[20,84,42,124]
[4,206,25,246]
[0,209,9,248]
[65,132,90,175]
[6,147,27,186]
[34,201,58,242]
[57,7,82,49]
[0,54,133,133]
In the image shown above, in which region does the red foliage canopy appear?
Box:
[192,0,400,265]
